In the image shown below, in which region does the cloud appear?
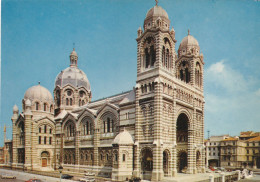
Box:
[205,60,253,93]
[204,60,260,136]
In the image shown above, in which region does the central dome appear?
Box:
[55,48,91,91]
[146,5,169,19]
[55,67,91,91]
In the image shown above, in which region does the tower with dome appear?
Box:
[7,2,204,181]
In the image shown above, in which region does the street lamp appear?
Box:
[58,166,63,182]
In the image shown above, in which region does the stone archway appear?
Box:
[178,151,187,173]
[140,148,153,180]
[176,113,189,143]
[41,151,50,167]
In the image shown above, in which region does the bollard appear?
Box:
[209,174,214,182]
[220,172,225,182]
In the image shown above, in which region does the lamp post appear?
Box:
[58,166,63,182]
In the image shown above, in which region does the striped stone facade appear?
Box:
[8,3,205,182]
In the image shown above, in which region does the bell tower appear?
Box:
[134,1,177,181]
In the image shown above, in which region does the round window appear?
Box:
[67,90,72,96]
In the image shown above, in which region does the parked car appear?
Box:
[1,174,16,179]
[61,174,73,179]
[25,179,42,182]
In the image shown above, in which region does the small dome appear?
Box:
[113,129,134,145]
[146,5,169,19]
[13,105,19,112]
[70,48,78,57]
[24,84,53,103]
[55,67,91,91]
[25,99,32,106]
[179,34,199,50]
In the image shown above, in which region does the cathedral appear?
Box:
[7,2,205,181]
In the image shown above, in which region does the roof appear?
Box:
[247,136,260,142]
[113,129,134,145]
[146,5,168,19]
[222,137,238,141]
[24,84,53,103]
[240,131,260,137]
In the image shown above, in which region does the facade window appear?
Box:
[70,98,73,106]
[253,142,255,146]
[247,156,249,161]
[38,136,41,144]
[39,127,41,133]
[44,136,47,144]
[123,154,126,162]
[115,154,118,162]
[85,154,88,160]
[214,142,216,145]
[44,103,47,111]
[35,102,39,110]
[66,98,69,105]
[49,137,52,145]
[50,128,52,134]
[106,154,109,161]
[91,154,93,161]
[233,142,235,145]
[44,125,47,133]
[247,143,249,146]
[247,150,249,154]
[100,154,103,161]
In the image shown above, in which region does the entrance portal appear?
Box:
[140,148,153,180]
[178,151,187,173]
[42,158,47,167]
[41,151,50,168]
[163,150,170,176]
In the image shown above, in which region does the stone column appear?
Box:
[75,131,80,165]
[151,78,163,181]
[172,86,177,177]
[93,124,100,167]
[11,105,19,168]
[133,85,141,177]
[187,129,195,174]
[24,99,32,170]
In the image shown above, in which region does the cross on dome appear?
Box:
[155,0,158,6]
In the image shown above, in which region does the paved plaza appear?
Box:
[0,168,76,182]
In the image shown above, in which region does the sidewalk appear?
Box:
[0,168,76,182]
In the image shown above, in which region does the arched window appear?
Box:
[44,103,47,111]
[107,118,110,132]
[44,125,47,133]
[178,61,190,83]
[195,62,202,87]
[66,98,69,106]
[56,90,61,107]
[122,154,126,162]
[39,127,41,133]
[102,113,116,133]
[143,37,156,69]
[65,121,75,137]
[70,98,73,106]
[35,102,39,110]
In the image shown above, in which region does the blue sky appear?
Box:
[1,0,260,144]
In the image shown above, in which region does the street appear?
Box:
[0,168,76,182]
